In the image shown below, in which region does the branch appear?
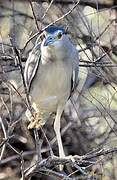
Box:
[29,0,40,32]
[24,146,117,178]
[22,0,80,50]
[10,0,114,7]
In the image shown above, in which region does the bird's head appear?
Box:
[38,25,73,61]
[40,25,66,48]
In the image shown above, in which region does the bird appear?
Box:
[24,25,79,164]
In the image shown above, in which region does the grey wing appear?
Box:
[24,43,41,91]
[71,49,79,93]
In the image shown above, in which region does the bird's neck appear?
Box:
[41,44,73,64]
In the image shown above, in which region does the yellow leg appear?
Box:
[54,105,65,170]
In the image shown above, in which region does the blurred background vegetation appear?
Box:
[0,0,117,179]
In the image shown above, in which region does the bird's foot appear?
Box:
[50,154,64,171]
[25,102,48,129]
[64,155,76,162]
[64,155,87,175]
[27,111,46,129]
[59,153,66,171]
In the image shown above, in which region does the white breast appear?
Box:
[30,59,72,112]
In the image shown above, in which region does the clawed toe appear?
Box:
[27,109,49,129]
[28,112,42,129]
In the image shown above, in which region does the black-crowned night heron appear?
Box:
[24,25,79,162]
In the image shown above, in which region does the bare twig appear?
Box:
[20,151,25,180]
[0,135,14,149]
[8,143,25,179]
[36,168,73,180]
[11,46,32,111]
[29,0,40,32]
[0,150,35,165]
[0,117,7,160]
[22,0,80,50]
[23,146,117,179]
[34,129,42,163]
[9,36,54,173]
[42,0,55,20]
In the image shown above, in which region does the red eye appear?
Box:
[40,34,45,41]
[57,32,62,39]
